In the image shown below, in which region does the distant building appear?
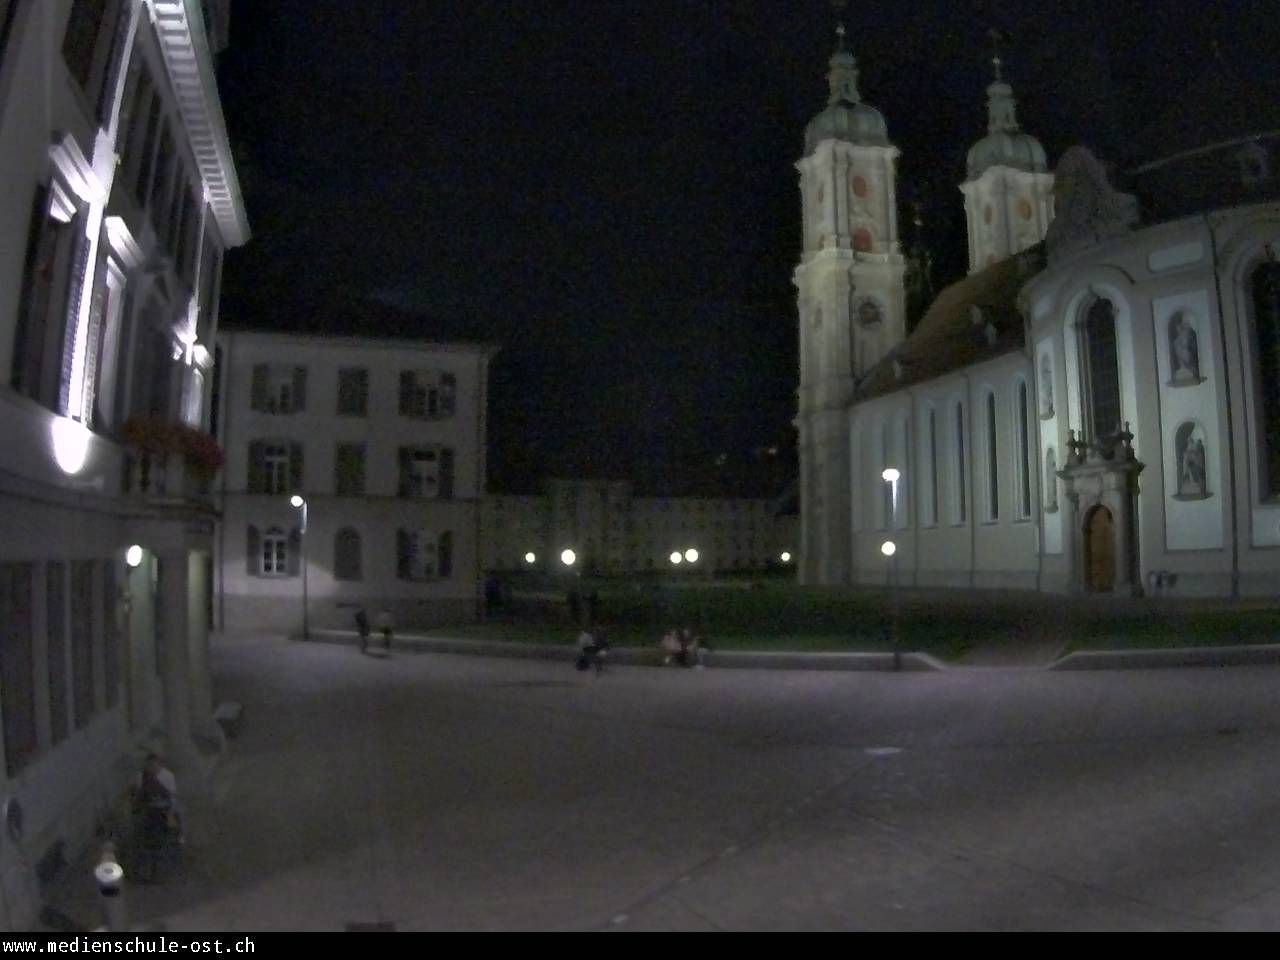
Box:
[214,331,498,631]
[481,479,797,575]
[0,0,247,928]
[798,25,1280,597]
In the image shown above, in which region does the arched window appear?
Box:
[954,400,967,523]
[926,406,939,526]
[1016,381,1032,520]
[894,411,911,529]
[1253,262,1280,496]
[334,528,362,581]
[986,391,1000,522]
[1080,297,1122,440]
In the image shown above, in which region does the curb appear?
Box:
[1050,643,1280,671]
[304,630,948,672]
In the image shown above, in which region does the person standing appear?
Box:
[376,608,394,651]
[355,608,371,653]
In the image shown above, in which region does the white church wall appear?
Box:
[1153,289,1226,551]
[1035,337,1064,556]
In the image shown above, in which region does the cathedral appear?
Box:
[795,27,1280,597]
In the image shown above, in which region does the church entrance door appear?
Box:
[1084,505,1116,592]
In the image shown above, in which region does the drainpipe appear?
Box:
[1206,213,1241,597]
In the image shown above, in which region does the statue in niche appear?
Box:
[1039,354,1054,417]
[1045,447,1058,511]
[1169,312,1201,383]
[1175,422,1208,498]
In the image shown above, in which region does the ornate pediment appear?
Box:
[1044,146,1139,265]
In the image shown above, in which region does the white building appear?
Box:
[482,479,797,575]
[0,0,247,928]
[215,331,498,632]
[798,26,1280,598]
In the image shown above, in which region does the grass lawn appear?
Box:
[430,578,1280,661]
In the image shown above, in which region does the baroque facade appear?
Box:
[0,0,247,928]
[797,28,1280,598]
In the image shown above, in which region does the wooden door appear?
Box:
[1085,506,1115,592]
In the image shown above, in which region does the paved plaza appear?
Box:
[61,635,1280,931]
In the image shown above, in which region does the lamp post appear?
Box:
[881,465,901,672]
[290,495,309,640]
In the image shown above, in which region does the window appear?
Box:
[11,185,76,409]
[91,259,127,429]
[47,562,69,746]
[1080,297,1122,440]
[62,0,109,90]
[986,392,1000,522]
[247,440,301,495]
[264,443,289,494]
[334,528,363,581]
[0,563,36,776]
[896,413,911,529]
[399,369,456,418]
[70,560,96,731]
[397,530,453,580]
[955,401,967,523]
[927,407,939,526]
[261,527,288,576]
[1250,263,1280,497]
[134,93,161,208]
[398,446,454,499]
[149,127,174,224]
[1016,381,1032,520]
[877,422,890,529]
[337,368,368,416]
[102,560,120,709]
[251,364,307,414]
[335,443,366,497]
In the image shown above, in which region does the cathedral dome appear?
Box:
[804,46,889,155]
[806,98,889,154]
[966,78,1047,180]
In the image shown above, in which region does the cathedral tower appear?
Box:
[795,22,906,585]
[961,52,1054,272]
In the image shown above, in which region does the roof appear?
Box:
[856,251,1040,402]
[218,323,501,359]
[1127,55,1280,167]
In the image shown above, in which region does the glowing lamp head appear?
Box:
[669,551,683,565]
[881,467,900,484]
[560,549,576,567]
[880,540,897,558]
[125,545,144,568]
[684,548,699,564]
[51,417,91,475]
[780,551,792,563]
[524,552,536,564]
[290,495,305,508]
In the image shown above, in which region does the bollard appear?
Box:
[94,845,127,932]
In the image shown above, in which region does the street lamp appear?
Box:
[125,545,144,568]
[684,548,698,564]
[560,548,576,568]
[780,551,791,563]
[290,495,309,640]
[880,538,900,671]
[524,551,537,565]
[669,551,683,566]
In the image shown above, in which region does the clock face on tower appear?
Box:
[854,296,884,327]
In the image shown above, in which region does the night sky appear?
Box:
[215,1,1275,495]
